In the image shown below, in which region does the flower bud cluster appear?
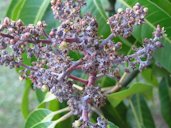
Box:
[51,0,85,21]
[72,117,107,128]
[125,25,165,71]
[50,14,98,52]
[108,3,148,38]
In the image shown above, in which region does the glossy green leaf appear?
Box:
[81,0,111,37]
[129,95,155,128]
[25,107,70,128]
[25,109,52,128]
[159,77,171,128]
[107,83,153,107]
[7,0,50,24]
[31,122,52,128]
[37,92,57,108]
[43,92,56,103]
[6,0,25,20]
[6,0,58,31]
[116,0,171,73]
[31,121,56,128]
[21,79,32,119]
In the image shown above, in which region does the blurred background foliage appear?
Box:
[0,0,171,128]
[0,0,24,127]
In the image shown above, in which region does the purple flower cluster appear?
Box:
[0,0,165,127]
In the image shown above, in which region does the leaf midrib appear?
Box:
[34,0,51,24]
[93,0,107,21]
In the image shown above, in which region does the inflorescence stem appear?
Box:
[69,75,88,84]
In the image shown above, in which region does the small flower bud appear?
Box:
[143,7,148,13]
[41,85,49,92]
[3,17,10,26]
[117,8,123,13]
[72,120,81,128]
[59,41,68,50]
[19,76,24,81]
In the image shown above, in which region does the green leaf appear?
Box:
[107,121,120,128]
[116,0,171,73]
[6,0,58,31]
[159,77,171,128]
[141,68,158,86]
[102,102,130,128]
[6,0,25,20]
[35,89,46,103]
[7,0,50,24]
[25,109,52,128]
[37,92,57,108]
[31,122,56,128]
[129,95,155,128]
[107,83,153,107]
[68,51,83,61]
[81,0,111,37]
[21,79,32,119]
[42,5,60,32]
[43,92,56,103]
[98,76,115,87]
[25,107,70,128]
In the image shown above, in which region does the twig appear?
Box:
[103,70,139,93]
[100,33,115,47]
[91,107,104,118]
[53,112,73,126]
[104,72,128,94]
[73,84,83,91]
[0,32,79,44]
[69,75,88,84]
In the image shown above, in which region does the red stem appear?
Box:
[87,72,96,86]
[69,75,88,84]
[0,32,79,44]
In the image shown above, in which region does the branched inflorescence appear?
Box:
[0,1,165,127]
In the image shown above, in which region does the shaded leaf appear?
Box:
[107,121,120,128]
[141,68,158,86]
[107,83,153,107]
[129,95,155,128]
[102,102,130,128]
[159,77,171,128]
